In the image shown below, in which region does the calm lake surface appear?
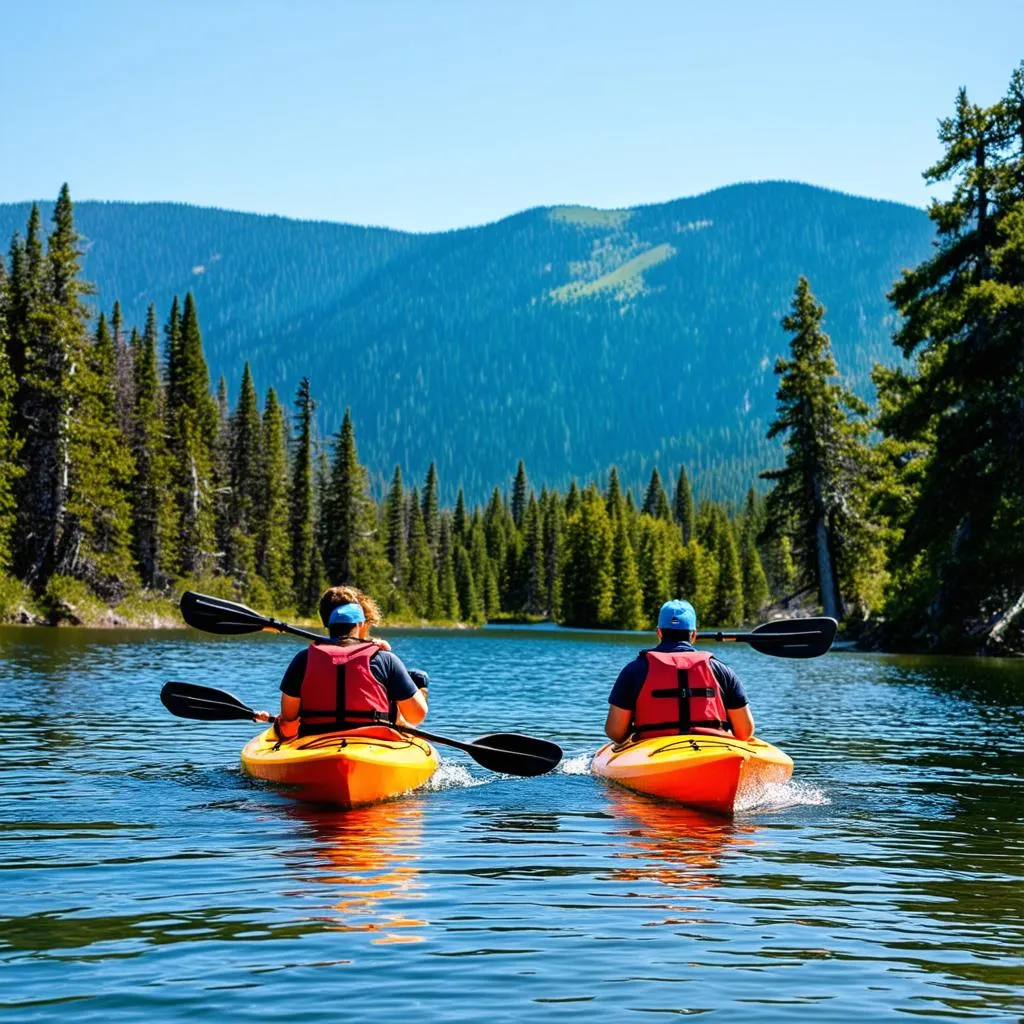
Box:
[2,625,1023,1021]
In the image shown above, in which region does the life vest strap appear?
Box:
[650,687,718,699]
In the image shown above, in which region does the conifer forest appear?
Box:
[1,64,1022,654]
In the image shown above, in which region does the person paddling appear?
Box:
[255,586,428,740]
[604,599,755,745]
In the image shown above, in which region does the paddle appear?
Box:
[160,681,563,777]
[180,591,326,642]
[697,616,838,659]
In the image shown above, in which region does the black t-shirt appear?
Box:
[608,640,748,711]
[280,643,418,703]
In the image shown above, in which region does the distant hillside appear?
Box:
[0,183,934,502]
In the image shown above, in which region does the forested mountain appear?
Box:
[0,183,933,501]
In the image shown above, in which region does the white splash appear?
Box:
[735,779,831,813]
[559,753,594,776]
[427,762,487,791]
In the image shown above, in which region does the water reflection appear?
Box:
[601,786,758,895]
[279,798,429,945]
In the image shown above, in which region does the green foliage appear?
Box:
[0,183,936,506]
[876,66,1024,648]
[289,378,318,614]
[761,276,873,620]
[561,492,615,627]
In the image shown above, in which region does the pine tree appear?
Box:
[289,378,318,613]
[0,255,22,573]
[422,461,440,563]
[522,493,545,614]
[635,515,677,624]
[711,512,744,626]
[324,408,362,584]
[673,465,695,543]
[438,515,461,620]
[452,486,468,541]
[541,488,564,620]
[255,387,293,607]
[511,459,528,528]
[642,467,671,521]
[226,363,262,591]
[405,487,434,616]
[110,300,135,438]
[383,465,407,601]
[561,491,614,627]
[454,544,483,624]
[60,298,137,597]
[166,293,219,578]
[761,276,871,620]
[878,71,1024,646]
[611,514,645,629]
[15,195,76,584]
[130,305,175,586]
[605,466,626,522]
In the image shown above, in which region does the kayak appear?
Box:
[241,724,439,808]
[592,733,793,815]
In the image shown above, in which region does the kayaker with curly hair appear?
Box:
[255,585,429,740]
[604,599,754,744]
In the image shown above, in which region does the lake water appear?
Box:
[2,625,1023,1021]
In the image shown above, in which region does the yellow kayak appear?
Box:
[592,733,793,815]
[241,724,439,808]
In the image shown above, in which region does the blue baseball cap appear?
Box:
[328,602,365,626]
[657,599,697,631]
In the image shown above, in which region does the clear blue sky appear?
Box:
[1,0,1021,232]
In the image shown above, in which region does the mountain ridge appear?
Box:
[0,181,935,503]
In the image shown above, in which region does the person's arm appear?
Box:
[604,704,633,743]
[396,689,428,726]
[727,705,755,740]
[711,658,754,739]
[377,652,428,726]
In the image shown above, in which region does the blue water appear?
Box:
[2,626,1023,1020]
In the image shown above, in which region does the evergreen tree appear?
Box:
[110,300,135,438]
[711,512,745,626]
[422,461,440,563]
[541,487,564,620]
[611,514,645,629]
[438,515,461,620]
[454,544,483,624]
[452,486,468,541]
[564,479,581,518]
[167,293,219,578]
[383,465,408,600]
[561,491,614,627]
[522,493,545,614]
[642,467,672,521]
[405,486,434,616]
[878,71,1024,646]
[324,408,362,584]
[511,459,528,528]
[605,466,626,522]
[60,300,137,597]
[226,363,262,591]
[635,515,677,624]
[761,276,871,620]
[0,256,22,572]
[289,378,318,612]
[255,387,293,607]
[673,465,695,543]
[130,305,175,586]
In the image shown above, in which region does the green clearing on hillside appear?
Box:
[548,242,677,303]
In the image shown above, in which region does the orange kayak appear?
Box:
[241,724,439,808]
[592,733,793,815]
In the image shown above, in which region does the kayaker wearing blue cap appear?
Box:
[604,599,754,744]
[255,585,428,740]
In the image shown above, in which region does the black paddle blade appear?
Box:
[180,591,268,635]
[161,680,256,721]
[469,732,563,777]
[749,617,838,658]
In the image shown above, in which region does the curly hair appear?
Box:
[318,585,383,629]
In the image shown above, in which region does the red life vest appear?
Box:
[298,641,390,734]
[633,650,730,738]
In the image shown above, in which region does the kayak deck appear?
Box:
[592,733,793,815]
[241,724,439,808]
